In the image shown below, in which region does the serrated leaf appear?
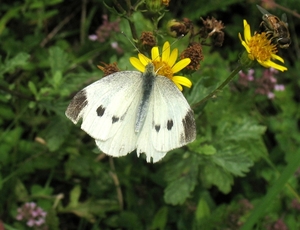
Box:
[49,46,69,75]
[0,52,30,76]
[218,118,266,142]
[201,163,233,194]
[211,146,253,176]
[43,115,70,151]
[164,155,198,205]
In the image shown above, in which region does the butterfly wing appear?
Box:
[66,71,143,149]
[137,75,196,163]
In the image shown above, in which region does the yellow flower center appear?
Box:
[152,60,173,80]
[248,32,277,61]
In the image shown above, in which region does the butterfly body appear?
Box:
[66,63,196,162]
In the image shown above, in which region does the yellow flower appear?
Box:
[239,19,287,72]
[130,41,192,91]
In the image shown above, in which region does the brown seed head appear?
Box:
[97,62,120,77]
[180,43,204,71]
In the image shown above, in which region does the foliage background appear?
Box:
[1,0,300,229]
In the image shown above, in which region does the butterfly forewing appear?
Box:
[66,71,143,141]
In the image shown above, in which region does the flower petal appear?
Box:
[138,53,151,66]
[168,48,178,67]
[243,20,251,43]
[173,81,183,91]
[271,53,284,63]
[162,41,170,62]
[265,60,287,72]
[130,57,145,72]
[172,76,192,88]
[151,47,160,61]
[171,58,191,73]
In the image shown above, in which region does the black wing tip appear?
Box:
[65,90,88,123]
[182,109,196,142]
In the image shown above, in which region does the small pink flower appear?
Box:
[15,202,48,229]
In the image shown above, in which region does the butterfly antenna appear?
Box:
[156,34,186,60]
[120,31,141,53]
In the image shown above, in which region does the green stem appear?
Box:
[192,63,243,108]
[241,149,300,230]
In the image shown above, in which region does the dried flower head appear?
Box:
[97,62,120,77]
[200,17,225,46]
[140,31,157,52]
[167,18,193,38]
[161,0,170,6]
[180,42,204,71]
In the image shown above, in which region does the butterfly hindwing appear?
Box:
[137,75,196,162]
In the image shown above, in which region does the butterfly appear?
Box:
[65,62,196,163]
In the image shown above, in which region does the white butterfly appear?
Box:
[65,62,196,163]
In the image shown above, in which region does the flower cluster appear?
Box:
[89,15,123,54]
[16,202,47,229]
[237,68,285,99]
[239,20,287,72]
[89,15,120,43]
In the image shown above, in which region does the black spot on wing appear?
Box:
[155,125,160,132]
[96,105,105,117]
[112,116,119,123]
[66,90,88,122]
[167,120,173,130]
[182,109,196,142]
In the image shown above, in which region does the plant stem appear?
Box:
[241,149,300,230]
[192,63,243,108]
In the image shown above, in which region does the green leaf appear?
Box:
[28,81,38,98]
[217,117,266,142]
[199,144,217,155]
[211,146,253,176]
[61,198,119,222]
[52,71,62,88]
[151,206,168,230]
[14,179,29,201]
[0,6,22,35]
[30,184,53,196]
[0,52,30,76]
[68,185,81,208]
[201,162,233,194]
[0,102,15,120]
[195,197,211,221]
[43,115,70,151]
[164,154,198,205]
[116,211,143,229]
[48,46,70,75]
